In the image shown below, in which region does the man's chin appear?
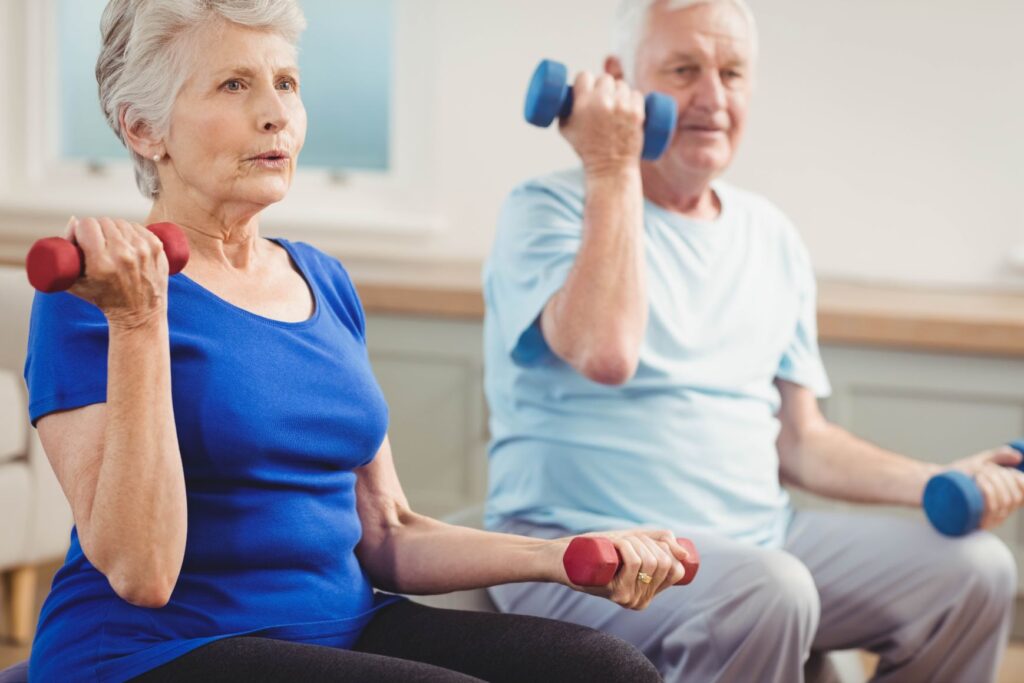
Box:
[670,150,731,178]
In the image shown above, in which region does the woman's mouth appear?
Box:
[247,150,290,170]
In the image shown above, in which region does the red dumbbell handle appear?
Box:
[26,222,190,293]
[563,536,700,587]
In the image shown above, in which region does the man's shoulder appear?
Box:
[509,168,586,204]
[715,181,792,226]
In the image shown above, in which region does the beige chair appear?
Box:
[0,266,73,645]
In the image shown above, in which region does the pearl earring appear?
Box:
[152,153,162,162]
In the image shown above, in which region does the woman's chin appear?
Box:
[235,180,292,207]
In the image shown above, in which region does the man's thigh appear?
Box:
[784,508,1015,653]
[489,519,819,673]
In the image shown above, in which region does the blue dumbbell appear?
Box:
[922,440,1024,536]
[524,59,678,161]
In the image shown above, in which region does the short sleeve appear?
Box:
[775,235,831,398]
[484,180,584,365]
[286,240,367,343]
[327,259,367,343]
[24,292,109,426]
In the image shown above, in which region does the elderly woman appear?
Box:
[20,1,691,681]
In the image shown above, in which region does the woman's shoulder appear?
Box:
[274,238,351,281]
[272,238,365,322]
[28,290,108,340]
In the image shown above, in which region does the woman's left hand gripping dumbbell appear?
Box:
[553,529,696,611]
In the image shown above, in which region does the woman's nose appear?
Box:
[257,92,290,132]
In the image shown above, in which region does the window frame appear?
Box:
[1,0,445,237]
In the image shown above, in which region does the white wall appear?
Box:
[2,0,1022,290]
[730,0,1024,289]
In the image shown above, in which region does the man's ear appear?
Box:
[119,107,163,159]
[605,55,626,81]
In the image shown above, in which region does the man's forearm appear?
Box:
[781,423,942,507]
[542,168,647,381]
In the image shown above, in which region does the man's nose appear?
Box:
[691,70,727,112]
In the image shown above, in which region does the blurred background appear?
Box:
[0,1,1022,679]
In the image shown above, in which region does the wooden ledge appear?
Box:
[3,240,1023,356]
[816,281,1024,358]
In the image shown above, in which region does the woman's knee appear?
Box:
[561,627,661,683]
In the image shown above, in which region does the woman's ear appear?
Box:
[119,106,164,160]
[605,55,626,81]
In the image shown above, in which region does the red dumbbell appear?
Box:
[26,222,190,293]
[563,536,700,587]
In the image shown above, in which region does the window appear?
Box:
[9,0,441,235]
[57,0,393,172]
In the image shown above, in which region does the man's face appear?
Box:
[632,1,754,178]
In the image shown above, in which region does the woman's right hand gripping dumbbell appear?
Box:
[61,216,173,329]
[554,529,695,611]
[559,72,648,177]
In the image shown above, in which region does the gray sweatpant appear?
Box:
[488,510,1017,683]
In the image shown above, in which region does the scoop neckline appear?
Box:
[644,182,731,231]
[174,237,321,329]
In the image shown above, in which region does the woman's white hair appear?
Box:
[613,0,758,82]
[96,0,307,198]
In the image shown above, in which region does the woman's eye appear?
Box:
[223,80,244,92]
[277,79,298,91]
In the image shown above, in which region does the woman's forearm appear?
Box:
[357,509,565,595]
[87,315,187,607]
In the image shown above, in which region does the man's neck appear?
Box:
[641,165,721,221]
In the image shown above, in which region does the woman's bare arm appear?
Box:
[36,217,187,608]
[354,437,689,610]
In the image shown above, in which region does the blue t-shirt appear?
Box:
[25,239,401,682]
[483,169,831,548]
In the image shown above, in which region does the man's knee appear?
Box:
[953,532,1018,607]
[711,551,820,649]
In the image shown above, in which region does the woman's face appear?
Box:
[162,19,306,212]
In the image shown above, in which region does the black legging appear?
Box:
[130,600,661,682]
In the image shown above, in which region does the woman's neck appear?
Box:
[148,197,264,272]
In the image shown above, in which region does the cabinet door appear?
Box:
[365,315,487,518]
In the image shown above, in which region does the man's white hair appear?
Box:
[97,0,307,198]
[613,0,758,82]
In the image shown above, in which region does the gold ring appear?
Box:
[637,571,653,584]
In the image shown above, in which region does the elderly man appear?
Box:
[483,1,1022,681]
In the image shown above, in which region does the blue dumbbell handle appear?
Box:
[524,60,677,161]
[557,86,677,160]
[1009,439,1024,462]
[923,440,1024,536]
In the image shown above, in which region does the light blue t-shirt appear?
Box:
[483,169,831,548]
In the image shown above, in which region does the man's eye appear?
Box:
[223,80,243,91]
[674,66,698,76]
[278,79,297,91]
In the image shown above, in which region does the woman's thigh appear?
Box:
[130,635,483,682]
[354,599,660,683]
